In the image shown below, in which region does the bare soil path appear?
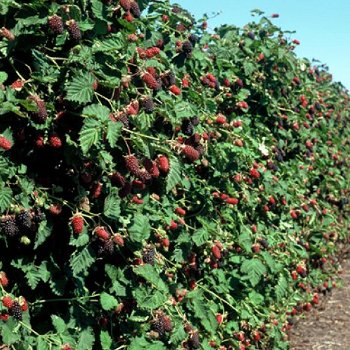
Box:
[289,256,350,350]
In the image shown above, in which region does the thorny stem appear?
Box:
[32,293,101,305]
[197,284,239,313]
[122,128,161,141]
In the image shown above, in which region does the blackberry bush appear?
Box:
[0,0,349,349]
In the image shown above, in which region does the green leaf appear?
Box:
[70,246,95,276]
[34,220,52,249]
[82,104,110,120]
[0,186,12,212]
[111,281,127,296]
[92,34,124,53]
[37,337,50,350]
[100,330,113,350]
[166,156,182,193]
[51,315,66,333]
[0,320,21,344]
[241,258,267,287]
[192,228,209,246]
[91,0,108,21]
[79,118,101,154]
[129,214,151,242]
[133,264,168,293]
[77,328,95,350]
[129,337,167,350]
[103,187,121,221]
[65,72,95,104]
[100,292,119,311]
[134,288,167,310]
[174,101,195,118]
[107,121,122,148]
[24,261,50,289]
[0,71,8,84]
[275,273,288,302]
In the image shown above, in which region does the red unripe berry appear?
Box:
[49,135,62,148]
[157,155,170,173]
[312,293,319,305]
[90,182,102,198]
[0,271,9,287]
[71,215,84,234]
[0,136,12,150]
[169,85,181,95]
[113,234,124,247]
[142,72,159,89]
[250,168,260,179]
[95,227,110,240]
[161,237,170,248]
[236,332,245,341]
[296,265,305,275]
[189,280,196,290]
[19,297,28,312]
[252,243,261,253]
[303,302,312,312]
[268,196,276,205]
[251,224,257,233]
[11,79,25,90]
[216,114,226,124]
[211,245,221,260]
[252,330,261,342]
[0,27,15,41]
[182,145,200,162]
[291,271,298,280]
[216,313,223,324]
[226,197,239,205]
[290,209,298,219]
[0,313,9,321]
[167,220,178,230]
[175,207,186,216]
[2,296,13,308]
[232,120,243,127]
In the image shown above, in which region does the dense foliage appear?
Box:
[0,0,349,349]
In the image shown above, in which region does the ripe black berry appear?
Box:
[188,331,200,349]
[142,246,155,265]
[152,317,166,337]
[161,71,176,88]
[142,97,154,114]
[97,239,114,256]
[182,41,193,58]
[16,211,32,231]
[181,119,194,136]
[9,301,22,321]
[188,34,198,45]
[1,218,19,237]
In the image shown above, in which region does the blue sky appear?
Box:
[170,0,350,90]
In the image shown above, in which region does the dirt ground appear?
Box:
[289,254,350,350]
